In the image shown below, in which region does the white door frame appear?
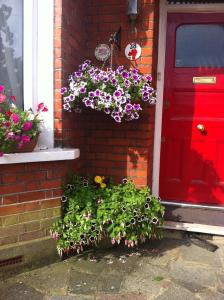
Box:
[152,0,224,198]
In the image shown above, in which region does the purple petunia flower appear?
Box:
[133,75,139,81]
[111,79,118,86]
[113,90,122,98]
[104,108,111,114]
[133,103,141,111]
[63,103,71,111]
[74,71,82,77]
[69,94,75,101]
[89,91,95,98]
[60,87,67,95]
[133,112,139,119]
[125,103,133,112]
[105,95,112,102]
[124,80,131,88]
[131,68,138,74]
[114,115,121,123]
[80,87,86,94]
[85,99,93,107]
[145,75,152,82]
[122,71,129,79]
[95,89,100,97]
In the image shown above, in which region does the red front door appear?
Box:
[160,13,224,205]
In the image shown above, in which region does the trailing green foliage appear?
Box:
[50,175,164,256]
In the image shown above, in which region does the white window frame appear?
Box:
[23,0,54,149]
[152,0,224,197]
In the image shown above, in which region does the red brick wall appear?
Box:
[0,0,159,248]
[80,0,159,186]
[0,0,85,247]
[54,0,86,148]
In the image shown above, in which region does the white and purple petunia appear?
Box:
[62,60,156,122]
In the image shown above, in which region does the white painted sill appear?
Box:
[0,148,80,164]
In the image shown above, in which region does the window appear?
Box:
[175,24,224,67]
[0,0,54,148]
[0,0,23,108]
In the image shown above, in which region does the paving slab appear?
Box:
[17,261,70,295]
[154,284,198,300]
[179,242,222,267]
[169,259,217,292]
[0,238,223,300]
[0,282,45,300]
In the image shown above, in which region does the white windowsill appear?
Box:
[0,148,80,164]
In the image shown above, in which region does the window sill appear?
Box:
[0,148,80,164]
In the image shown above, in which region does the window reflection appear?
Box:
[175,24,224,68]
[0,0,23,108]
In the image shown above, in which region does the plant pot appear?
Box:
[12,136,38,153]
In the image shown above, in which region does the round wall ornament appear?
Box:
[125,42,141,60]
[94,44,111,62]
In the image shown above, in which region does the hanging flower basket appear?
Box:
[61,60,156,123]
[0,84,48,156]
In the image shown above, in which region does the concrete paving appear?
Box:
[0,237,224,300]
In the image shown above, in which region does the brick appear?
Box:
[2,174,17,184]
[1,215,19,227]
[0,235,18,246]
[40,217,59,229]
[19,229,46,242]
[45,207,61,218]
[0,223,25,238]
[18,191,45,203]
[18,210,46,223]
[24,221,41,232]
[41,198,61,209]
[2,194,18,205]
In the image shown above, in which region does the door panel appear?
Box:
[160,13,224,205]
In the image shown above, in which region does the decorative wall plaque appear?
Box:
[95,44,111,62]
[125,42,141,60]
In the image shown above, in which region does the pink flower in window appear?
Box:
[21,135,30,144]
[22,121,33,131]
[0,93,6,103]
[37,102,48,112]
[11,113,20,124]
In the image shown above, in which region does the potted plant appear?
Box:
[0,84,48,156]
[61,60,156,123]
[50,175,164,257]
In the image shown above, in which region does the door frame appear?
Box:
[152,0,224,200]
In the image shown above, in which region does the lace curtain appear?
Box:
[0,0,23,108]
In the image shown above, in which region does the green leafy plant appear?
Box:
[50,175,164,257]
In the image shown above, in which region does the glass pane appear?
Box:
[0,0,23,108]
[175,24,224,68]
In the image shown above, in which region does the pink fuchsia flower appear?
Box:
[0,85,4,92]
[37,102,48,112]
[11,113,20,124]
[0,93,6,103]
[0,151,3,157]
[10,95,16,103]
[22,121,33,131]
[21,135,30,143]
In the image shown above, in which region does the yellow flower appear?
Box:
[100,183,106,189]
[94,176,102,184]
